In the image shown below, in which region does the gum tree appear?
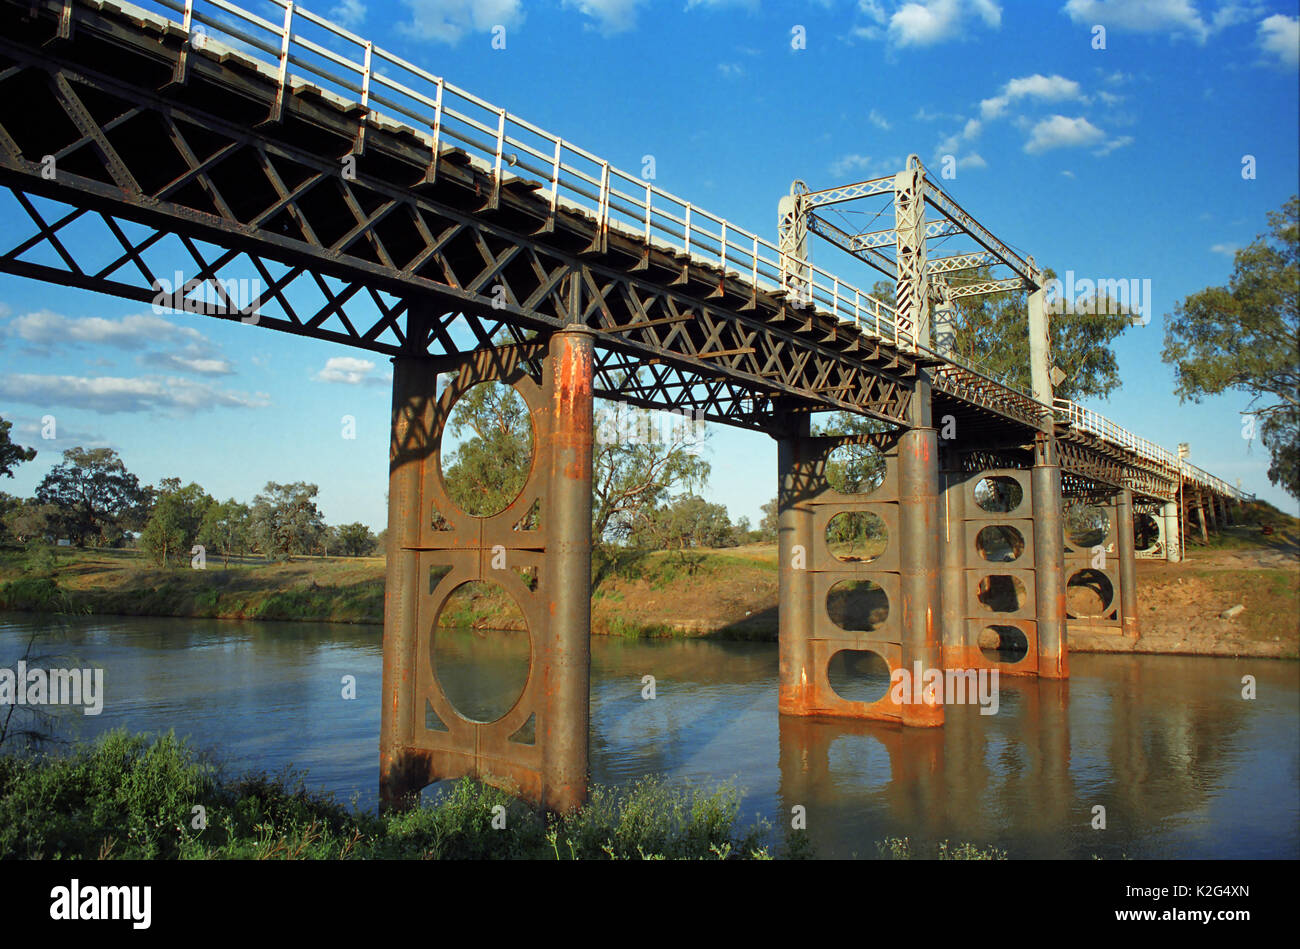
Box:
[1163,196,1299,498]
[0,417,36,479]
[35,447,150,547]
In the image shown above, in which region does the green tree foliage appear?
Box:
[867,272,1133,401]
[0,417,36,479]
[1162,196,1299,498]
[197,499,253,567]
[0,497,59,545]
[252,482,325,560]
[758,499,778,541]
[437,372,711,556]
[591,407,711,546]
[628,494,736,551]
[140,479,214,567]
[336,522,377,557]
[441,381,534,519]
[34,447,150,547]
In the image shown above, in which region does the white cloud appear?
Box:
[401,0,523,43]
[1258,14,1299,68]
[868,108,891,129]
[329,0,366,27]
[7,310,207,350]
[566,0,646,32]
[717,62,745,78]
[1210,242,1240,256]
[316,356,379,385]
[12,420,112,450]
[859,0,889,23]
[139,352,235,375]
[0,374,268,414]
[888,0,1002,46]
[1062,0,1260,44]
[830,154,873,177]
[1092,134,1134,155]
[981,73,1085,119]
[1061,169,1076,178]
[1024,115,1106,153]
[959,152,988,169]
[5,310,236,378]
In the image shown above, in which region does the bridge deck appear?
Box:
[0,0,1248,504]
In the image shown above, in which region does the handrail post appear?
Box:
[266,1,294,125]
[424,77,444,183]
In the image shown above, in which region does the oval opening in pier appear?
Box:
[440,381,534,518]
[825,443,886,495]
[1135,513,1160,551]
[827,580,890,633]
[432,580,530,723]
[974,476,1023,514]
[827,649,893,704]
[975,525,1025,562]
[1065,502,1110,549]
[977,574,1027,612]
[826,511,888,563]
[978,625,1030,663]
[1066,569,1114,618]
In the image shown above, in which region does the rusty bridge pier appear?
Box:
[380,319,594,812]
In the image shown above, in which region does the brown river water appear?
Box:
[1,611,1296,858]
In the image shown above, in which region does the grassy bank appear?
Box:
[0,730,783,860]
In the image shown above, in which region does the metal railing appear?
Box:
[121,0,910,348]
[1054,399,1253,500]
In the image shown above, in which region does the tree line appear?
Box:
[0,442,379,566]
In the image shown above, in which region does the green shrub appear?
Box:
[0,732,780,860]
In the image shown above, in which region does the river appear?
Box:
[2,611,1296,859]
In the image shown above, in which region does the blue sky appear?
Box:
[2,0,1298,529]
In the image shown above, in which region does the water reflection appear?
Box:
[0,613,1294,858]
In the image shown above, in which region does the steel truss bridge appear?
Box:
[0,0,1252,809]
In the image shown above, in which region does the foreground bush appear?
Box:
[0,731,775,860]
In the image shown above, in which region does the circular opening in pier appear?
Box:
[827,649,893,704]
[1135,513,1160,551]
[825,444,887,495]
[826,511,888,563]
[432,580,530,723]
[976,574,1027,613]
[974,476,1023,514]
[827,580,890,633]
[1066,569,1114,618]
[975,525,1025,563]
[978,625,1030,663]
[440,381,534,518]
[1065,502,1109,550]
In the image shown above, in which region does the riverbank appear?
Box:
[0,730,778,859]
[1,514,1296,658]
